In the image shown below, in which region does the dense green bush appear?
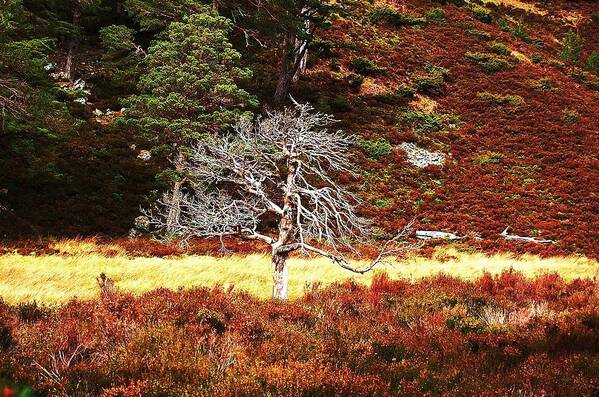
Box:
[413,73,445,95]
[346,73,365,88]
[467,4,492,23]
[349,57,386,76]
[488,42,510,55]
[368,7,426,27]
[467,29,492,40]
[412,63,449,95]
[433,0,465,5]
[585,51,599,75]
[310,37,337,57]
[473,151,504,164]
[477,92,525,106]
[358,138,393,159]
[528,78,554,91]
[569,70,599,91]
[331,95,352,112]
[399,110,443,133]
[374,85,415,104]
[425,7,446,23]
[465,52,511,73]
[498,18,532,43]
[561,109,580,124]
[559,30,583,63]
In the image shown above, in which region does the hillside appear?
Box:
[0,0,597,257]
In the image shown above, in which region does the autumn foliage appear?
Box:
[1,271,598,396]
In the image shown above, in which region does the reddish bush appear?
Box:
[1,272,598,396]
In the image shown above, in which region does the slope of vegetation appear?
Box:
[0,0,597,259]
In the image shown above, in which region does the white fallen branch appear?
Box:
[416,230,462,241]
[500,227,553,244]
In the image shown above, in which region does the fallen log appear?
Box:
[416,230,462,241]
[500,227,553,244]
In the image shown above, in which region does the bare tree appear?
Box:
[146,102,415,299]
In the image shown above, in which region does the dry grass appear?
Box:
[0,244,597,304]
[480,0,547,16]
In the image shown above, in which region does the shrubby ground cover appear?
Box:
[1,271,599,396]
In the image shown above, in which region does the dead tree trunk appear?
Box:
[64,0,82,82]
[166,153,185,232]
[292,20,310,83]
[270,158,298,299]
[271,249,289,300]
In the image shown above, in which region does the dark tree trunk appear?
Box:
[274,34,309,105]
[274,35,296,105]
[64,0,82,82]
[116,0,124,16]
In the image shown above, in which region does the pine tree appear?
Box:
[122,9,257,230]
[123,0,206,31]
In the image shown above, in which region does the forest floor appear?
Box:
[0,239,596,304]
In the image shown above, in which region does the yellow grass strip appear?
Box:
[0,248,597,304]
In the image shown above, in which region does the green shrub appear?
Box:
[559,30,583,64]
[528,78,553,91]
[467,4,492,23]
[465,52,511,73]
[369,7,426,27]
[375,85,415,104]
[349,57,386,76]
[412,63,449,95]
[585,51,599,75]
[488,42,510,55]
[531,52,541,64]
[413,73,445,95]
[467,29,492,40]
[424,63,449,78]
[548,59,565,69]
[569,70,599,91]
[347,74,364,88]
[399,110,443,134]
[358,138,393,159]
[511,20,531,42]
[432,0,464,5]
[498,18,532,43]
[373,199,392,208]
[425,7,446,22]
[310,37,337,57]
[477,92,525,106]
[330,95,351,112]
[99,25,137,56]
[561,109,580,124]
[473,151,504,164]
[330,59,341,72]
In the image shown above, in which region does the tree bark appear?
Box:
[166,152,184,232]
[64,0,82,82]
[166,180,182,232]
[274,35,296,105]
[271,249,289,300]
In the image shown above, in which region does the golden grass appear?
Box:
[480,0,547,16]
[0,245,597,305]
